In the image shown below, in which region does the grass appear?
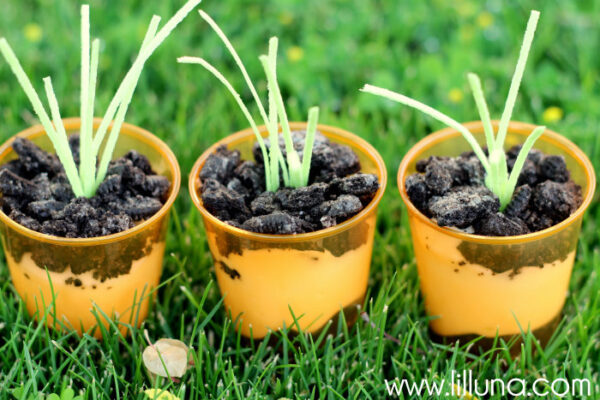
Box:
[0,0,599,398]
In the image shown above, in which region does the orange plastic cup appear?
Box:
[398,121,595,346]
[190,123,387,338]
[0,118,180,337]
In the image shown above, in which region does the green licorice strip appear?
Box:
[266,93,280,191]
[467,73,495,152]
[198,11,287,190]
[361,10,543,211]
[276,130,290,187]
[82,38,100,195]
[79,5,92,194]
[93,0,201,154]
[276,137,290,187]
[267,38,289,187]
[301,107,319,186]
[259,54,303,187]
[43,78,85,197]
[485,148,504,200]
[178,56,272,187]
[494,10,539,150]
[266,37,281,191]
[96,0,200,189]
[0,39,84,196]
[80,39,100,197]
[258,54,296,164]
[268,75,290,188]
[198,10,271,127]
[140,16,161,50]
[502,126,545,209]
[1,0,201,198]
[468,72,504,200]
[361,84,490,172]
[266,89,279,191]
[91,15,160,157]
[94,16,161,189]
[495,147,509,201]
[94,76,138,189]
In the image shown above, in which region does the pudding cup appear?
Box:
[398,121,595,349]
[190,122,387,339]
[0,117,180,338]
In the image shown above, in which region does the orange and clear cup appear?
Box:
[0,118,181,337]
[190,122,387,338]
[398,121,596,347]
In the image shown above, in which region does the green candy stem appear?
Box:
[361,10,545,211]
[179,11,321,191]
[0,0,202,198]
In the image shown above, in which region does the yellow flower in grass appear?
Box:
[456,1,476,17]
[542,106,564,123]
[24,23,43,43]
[460,25,475,41]
[448,88,464,103]
[451,383,479,400]
[279,11,293,26]
[144,389,181,400]
[100,54,112,70]
[286,46,304,62]
[477,11,494,29]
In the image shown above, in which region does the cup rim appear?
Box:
[189,122,387,243]
[0,117,181,245]
[397,120,596,244]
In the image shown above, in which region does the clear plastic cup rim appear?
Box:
[0,117,181,246]
[398,120,596,245]
[189,122,388,243]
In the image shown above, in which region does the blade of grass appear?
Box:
[360,84,490,172]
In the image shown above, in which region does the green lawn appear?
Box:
[1,0,599,398]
